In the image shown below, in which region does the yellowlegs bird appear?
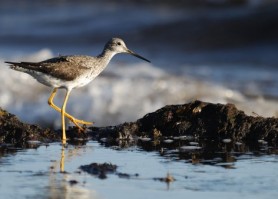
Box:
[5,38,150,144]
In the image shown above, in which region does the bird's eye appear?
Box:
[117,42,121,45]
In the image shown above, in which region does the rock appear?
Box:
[0,107,59,146]
[89,100,278,145]
[1,101,278,146]
[79,162,117,179]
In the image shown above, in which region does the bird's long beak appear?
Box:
[126,49,151,63]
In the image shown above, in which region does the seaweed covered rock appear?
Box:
[90,101,278,145]
[0,107,59,146]
[1,101,278,146]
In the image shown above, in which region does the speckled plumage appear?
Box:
[6,54,113,90]
[6,38,149,89]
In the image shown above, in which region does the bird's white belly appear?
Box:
[31,71,95,90]
[72,75,94,88]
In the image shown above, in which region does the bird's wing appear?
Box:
[5,56,91,81]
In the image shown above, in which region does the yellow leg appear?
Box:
[48,88,93,131]
[61,89,71,144]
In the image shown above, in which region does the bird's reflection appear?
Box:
[47,142,97,199]
[60,145,65,172]
[56,141,89,172]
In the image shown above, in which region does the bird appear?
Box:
[5,38,150,144]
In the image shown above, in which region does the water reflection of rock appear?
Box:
[136,138,277,168]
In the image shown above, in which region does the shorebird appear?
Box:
[6,38,150,144]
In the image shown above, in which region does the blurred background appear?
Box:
[0,0,278,127]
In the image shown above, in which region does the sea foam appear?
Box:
[0,49,277,128]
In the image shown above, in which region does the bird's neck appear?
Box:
[97,49,117,64]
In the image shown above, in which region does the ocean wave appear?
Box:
[0,49,277,128]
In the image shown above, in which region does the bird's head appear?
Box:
[104,38,150,63]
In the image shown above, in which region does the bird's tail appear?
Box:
[5,61,30,73]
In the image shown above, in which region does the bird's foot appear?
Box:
[69,117,93,125]
[69,117,93,132]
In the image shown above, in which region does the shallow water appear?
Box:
[0,141,277,199]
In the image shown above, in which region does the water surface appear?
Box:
[0,141,277,199]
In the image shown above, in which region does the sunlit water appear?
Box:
[0,141,277,199]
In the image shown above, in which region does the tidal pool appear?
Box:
[0,141,277,199]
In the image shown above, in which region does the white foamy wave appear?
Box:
[0,50,277,128]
